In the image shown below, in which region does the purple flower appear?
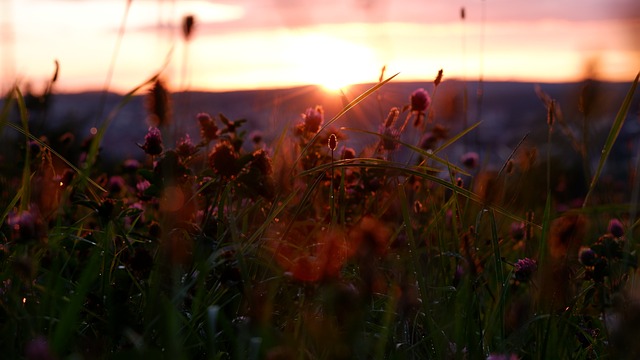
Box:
[608,218,624,238]
[410,88,431,112]
[197,112,218,143]
[25,335,54,360]
[209,142,239,178]
[302,106,324,133]
[7,208,39,242]
[108,176,126,193]
[579,247,597,266]
[510,222,526,241]
[140,127,163,156]
[513,258,537,282]
[176,134,196,158]
[461,151,479,169]
[123,158,141,172]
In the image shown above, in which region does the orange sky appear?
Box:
[1,0,639,94]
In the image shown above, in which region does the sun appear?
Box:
[299,33,381,93]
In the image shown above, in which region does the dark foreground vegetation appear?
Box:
[1,70,640,359]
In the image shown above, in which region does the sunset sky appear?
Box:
[1,0,639,93]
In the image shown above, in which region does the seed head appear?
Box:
[328,133,338,151]
[383,107,400,128]
[434,69,443,86]
[183,15,195,41]
[146,79,171,127]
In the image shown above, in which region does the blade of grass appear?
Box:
[6,122,107,193]
[294,73,400,167]
[341,126,472,176]
[300,158,537,226]
[52,246,102,354]
[583,72,639,207]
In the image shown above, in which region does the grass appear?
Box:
[0,68,639,360]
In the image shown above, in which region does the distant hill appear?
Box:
[2,80,638,176]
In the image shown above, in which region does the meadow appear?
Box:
[1,66,639,360]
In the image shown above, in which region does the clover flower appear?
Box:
[7,208,39,242]
[608,218,624,238]
[510,221,526,241]
[197,112,218,143]
[410,88,431,112]
[513,258,537,283]
[302,106,324,133]
[578,247,597,267]
[176,134,196,159]
[209,142,239,178]
[461,151,479,169]
[140,127,163,156]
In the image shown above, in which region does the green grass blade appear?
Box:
[583,72,639,207]
[15,88,32,211]
[52,246,102,354]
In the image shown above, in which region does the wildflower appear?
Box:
[7,208,40,242]
[342,147,356,160]
[383,107,400,128]
[510,221,526,241]
[461,151,479,169]
[123,158,141,172]
[410,88,431,112]
[608,218,625,238]
[136,179,151,197]
[197,112,218,143]
[175,134,196,158]
[139,127,163,156]
[250,149,273,176]
[578,247,597,266]
[513,258,537,282]
[208,141,239,178]
[25,335,54,360]
[108,176,126,193]
[302,105,324,133]
[380,127,400,151]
